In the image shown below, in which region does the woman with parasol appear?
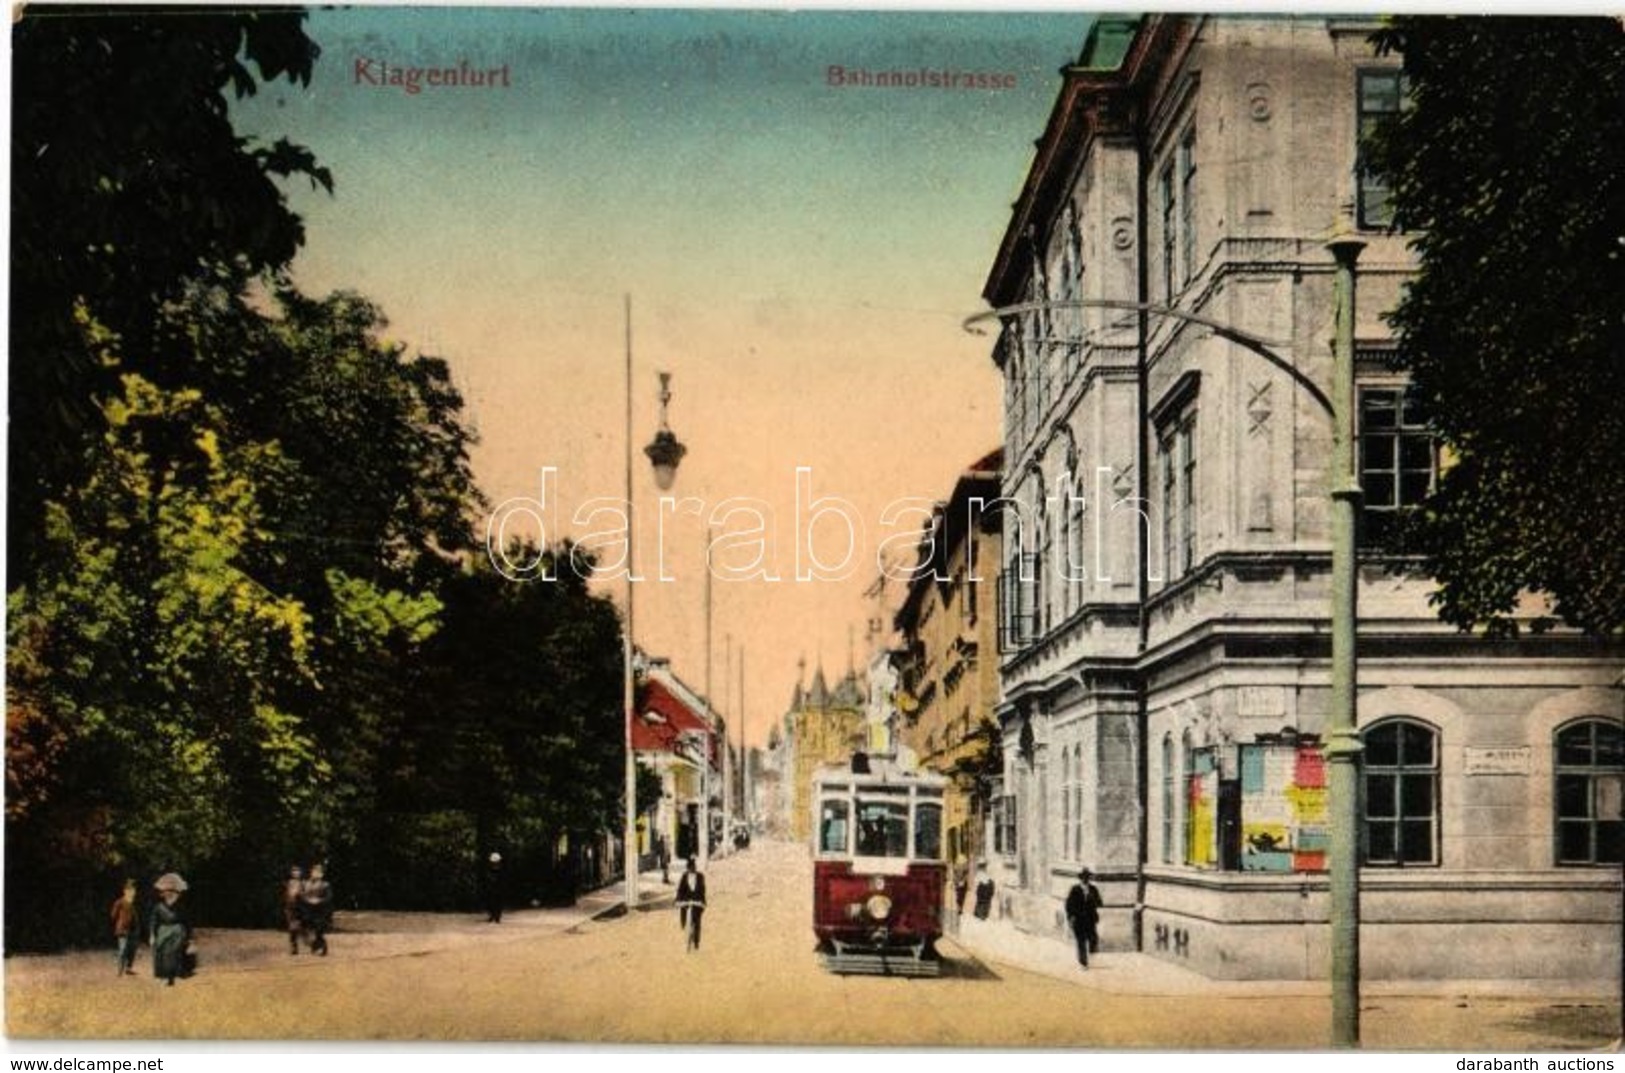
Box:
[149,873,191,986]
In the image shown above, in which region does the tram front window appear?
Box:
[856,800,909,857]
[819,800,849,854]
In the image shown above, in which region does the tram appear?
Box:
[811,752,948,977]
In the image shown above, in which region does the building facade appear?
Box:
[633,657,725,866]
[893,449,1005,876]
[772,662,867,843]
[981,15,1623,980]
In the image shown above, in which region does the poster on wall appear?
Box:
[1241,743,1328,873]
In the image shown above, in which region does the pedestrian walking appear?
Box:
[149,874,191,986]
[282,865,306,954]
[299,863,333,956]
[972,863,995,920]
[109,879,140,976]
[483,852,504,923]
[1064,867,1103,970]
[675,856,707,952]
[951,856,970,914]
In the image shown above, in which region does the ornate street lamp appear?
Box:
[624,299,689,915]
[645,371,688,492]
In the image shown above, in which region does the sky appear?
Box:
[231,5,1093,749]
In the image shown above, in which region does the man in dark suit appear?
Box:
[675,856,707,952]
[1064,868,1103,969]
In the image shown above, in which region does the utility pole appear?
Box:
[740,647,749,832]
[701,526,712,871]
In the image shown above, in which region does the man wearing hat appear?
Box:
[1064,868,1103,970]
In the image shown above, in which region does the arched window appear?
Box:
[1160,734,1176,864]
[1555,718,1624,865]
[1362,719,1438,866]
[1060,745,1072,861]
[1072,744,1085,861]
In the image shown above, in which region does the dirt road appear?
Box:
[6,838,1618,1049]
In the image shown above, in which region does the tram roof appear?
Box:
[812,752,948,790]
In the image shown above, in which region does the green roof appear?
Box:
[1078,15,1140,71]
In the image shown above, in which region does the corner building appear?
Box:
[980,15,1622,981]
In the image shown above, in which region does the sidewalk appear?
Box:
[942,911,1619,1002]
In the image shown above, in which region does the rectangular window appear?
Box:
[1160,163,1176,303]
[1158,411,1198,583]
[995,793,1018,857]
[1358,69,1406,230]
[1161,737,1176,864]
[1359,384,1436,551]
[1179,418,1197,574]
[997,554,1038,652]
[1179,127,1197,284]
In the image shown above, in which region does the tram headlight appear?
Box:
[865,893,893,921]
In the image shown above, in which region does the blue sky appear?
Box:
[233,5,1095,740]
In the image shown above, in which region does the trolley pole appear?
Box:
[1326,223,1366,1048]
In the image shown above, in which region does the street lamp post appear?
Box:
[964,229,1365,1043]
[623,297,688,915]
[1326,224,1368,1048]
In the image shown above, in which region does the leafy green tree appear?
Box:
[7,324,323,944]
[376,543,625,906]
[1366,18,1625,635]
[10,5,329,578]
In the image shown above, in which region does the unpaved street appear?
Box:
[6,838,1618,1049]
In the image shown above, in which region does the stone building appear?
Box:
[979,14,1622,980]
[893,449,1005,875]
[773,661,867,843]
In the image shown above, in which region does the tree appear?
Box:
[10,5,330,578]
[1366,18,1625,635]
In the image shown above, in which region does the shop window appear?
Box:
[1362,719,1438,866]
[1185,744,1218,867]
[1556,719,1625,865]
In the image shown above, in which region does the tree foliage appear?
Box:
[10,5,329,578]
[8,7,632,947]
[1367,17,1625,635]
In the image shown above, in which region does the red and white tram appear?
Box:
[811,752,947,976]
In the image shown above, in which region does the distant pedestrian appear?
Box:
[658,835,671,885]
[282,865,306,954]
[109,879,140,976]
[951,856,970,913]
[675,856,707,952]
[1065,868,1103,970]
[972,863,995,920]
[299,863,333,956]
[149,874,191,986]
[483,852,504,923]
